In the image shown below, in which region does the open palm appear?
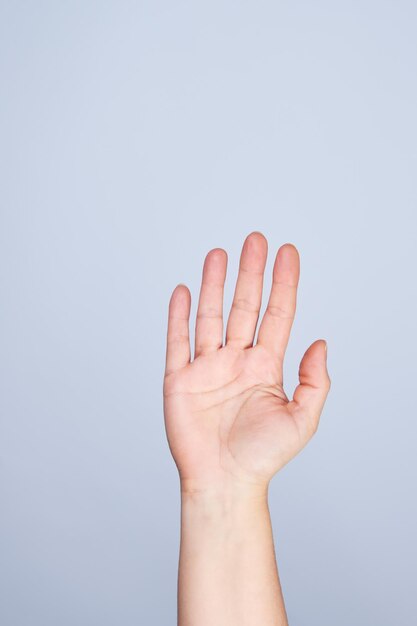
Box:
[163,233,330,492]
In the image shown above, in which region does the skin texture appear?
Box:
[163,232,331,625]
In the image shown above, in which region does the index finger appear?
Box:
[256,243,300,359]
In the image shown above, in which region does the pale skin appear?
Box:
[163,232,331,625]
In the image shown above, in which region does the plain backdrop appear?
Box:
[1,1,416,625]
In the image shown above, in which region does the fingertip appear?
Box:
[173,283,191,296]
[305,338,328,359]
[246,231,268,249]
[273,243,300,287]
[241,231,268,270]
[311,337,327,348]
[206,247,228,265]
[209,247,228,257]
[314,339,328,356]
[170,283,191,312]
[248,230,267,240]
[311,339,331,389]
[202,249,228,288]
[278,242,300,262]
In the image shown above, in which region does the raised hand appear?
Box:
[163,232,331,494]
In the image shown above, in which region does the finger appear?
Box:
[287,340,331,438]
[226,232,268,349]
[165,284,191,375]
[257,243,300,358]
[195,248,228,357]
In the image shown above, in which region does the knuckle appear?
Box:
[197,306,221,320]
[232,297,259,314]
[167,334,189,345]
[266,304,294,320]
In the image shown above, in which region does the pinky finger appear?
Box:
[165,284,191,375]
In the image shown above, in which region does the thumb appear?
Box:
[288,339,331,437]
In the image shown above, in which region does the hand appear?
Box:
[163,232,331,494]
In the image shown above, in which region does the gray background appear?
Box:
[1,1,416,624]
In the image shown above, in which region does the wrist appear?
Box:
[180,475,269,511]
[179,478,272,547]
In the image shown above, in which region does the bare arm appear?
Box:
[163,232,331,625]
[179,484,287,625]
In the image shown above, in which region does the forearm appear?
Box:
[178,482,288,626]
